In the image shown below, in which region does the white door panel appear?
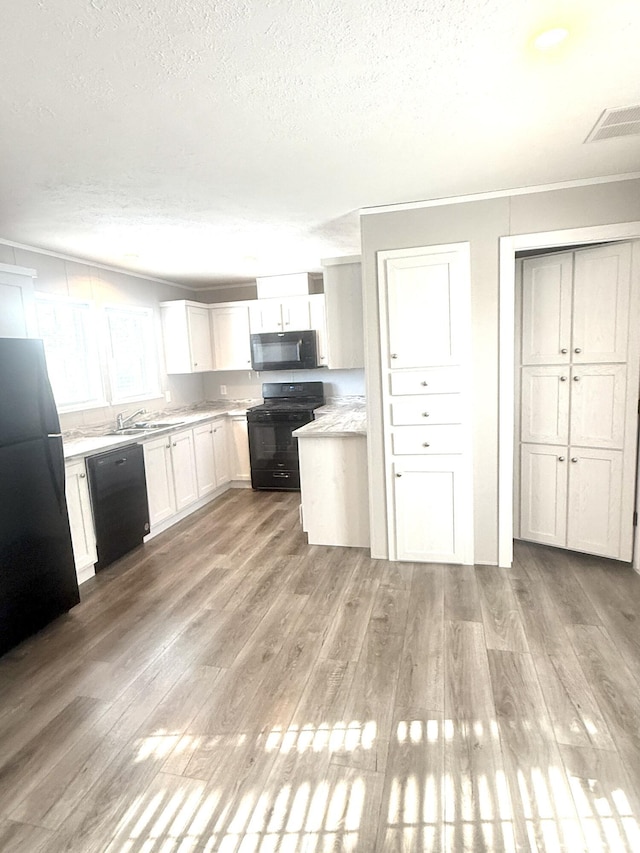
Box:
[572,243,631,363]
[521,253,573,365]
[520,444,568,547]
[521,366,570,445]
[570,364,627,449]
[566,448,624,559]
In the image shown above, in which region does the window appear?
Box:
[105,306,160,403]
[35,295,104,410]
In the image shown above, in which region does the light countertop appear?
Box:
[294,398,367,438]
[63,400,259,461]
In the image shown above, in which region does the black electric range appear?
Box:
[246,382,325,490]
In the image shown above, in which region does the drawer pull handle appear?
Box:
[396,472,402,477]
[421,381,428,386]
[560,376,567,381]
[423,442,430,447]
[558,456,565,462]
[574,347,582,354]
[561,348,568,354]
[390,353,398,359]
[573,375,580,381]
[571,457,578,463]
[422,412,430,418]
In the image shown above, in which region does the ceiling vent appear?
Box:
[585,105,640,143]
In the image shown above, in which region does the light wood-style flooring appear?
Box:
[2,489,640,851]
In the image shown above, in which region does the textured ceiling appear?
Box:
[1,0,639,287]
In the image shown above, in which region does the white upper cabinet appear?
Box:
[161,301,213,373]
[0,265,37,338]
[380,247,468,368]
[572,243,631,363]
[521,253,573,365]
[210,303,252,371]
[248,296,315,334]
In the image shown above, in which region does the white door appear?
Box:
[520,444,568,547]
[381,248,467,368]
[248,300,283,333]
[572,243,631,364]
[65,460,97,573]
[520,366,570,444]
[143,437,177,526]
[170,429,197,511]
[211,305,252,370]
[566,448,625,559]
[212,420,230,486]
[393,456,472,563]
[282,297,312,331]
[186,305,213,371]
[569,364,627,448]
[521,253,573,365]
[193,423,217,498]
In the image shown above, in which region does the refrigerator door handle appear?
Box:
[44,437,67,516]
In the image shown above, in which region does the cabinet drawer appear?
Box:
[392,425,463,455]
[390,367,461,396]
[391,394,462,426]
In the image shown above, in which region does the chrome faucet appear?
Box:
[116,408,146,430]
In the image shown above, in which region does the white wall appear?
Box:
[203,368,365,402]
[361,177,640,565]
[0,242,203,430]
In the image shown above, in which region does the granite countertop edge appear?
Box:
[293,402,367,438]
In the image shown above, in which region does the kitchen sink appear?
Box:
[108,428,152,436]
[133,421,185,429]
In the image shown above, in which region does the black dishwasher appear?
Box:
[87,443,150,571]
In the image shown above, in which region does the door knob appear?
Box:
[558,456,565,461]
[561,348,568,354]
[574,347,582,353]
[571,457,578,462]
[79,472,86,478]
[560,376,567,381]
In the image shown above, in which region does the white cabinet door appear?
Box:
[569,364,627,448]
[186,305,214,372]
[143,436,177,526]
[211,304,252,370]
[212,420,230,486]
[170,429,197,511]
[380,247,468,368]
[65,460,97,577]
[392,456,472,563]
[521,253,573,365]
[572,243,631,364]
[193,423,217,498]
[520,443,568,547]
[0,268,36,338]
[566,448,624,559]
[321,259,363,369]
[308,294,328,366]
[520,365,570,445]
[230,415,251,481]
[249,300,283,333]
[282,296,312,331]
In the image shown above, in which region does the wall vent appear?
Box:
[585,105,640,143]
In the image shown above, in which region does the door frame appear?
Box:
[498,221,640,569]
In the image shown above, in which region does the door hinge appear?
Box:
[634,511,638,527]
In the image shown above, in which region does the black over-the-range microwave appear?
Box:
[250,329,319,371]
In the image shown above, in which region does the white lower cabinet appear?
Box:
[143,436,177,526]
[193,419,230,497]
[170,429,198,510]
[520,442,626,559]
[65,459,97,582]
[392,456,472,563]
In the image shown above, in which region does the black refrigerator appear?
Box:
[0,337,80,658]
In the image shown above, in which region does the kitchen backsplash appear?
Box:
[202,368,365,402]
